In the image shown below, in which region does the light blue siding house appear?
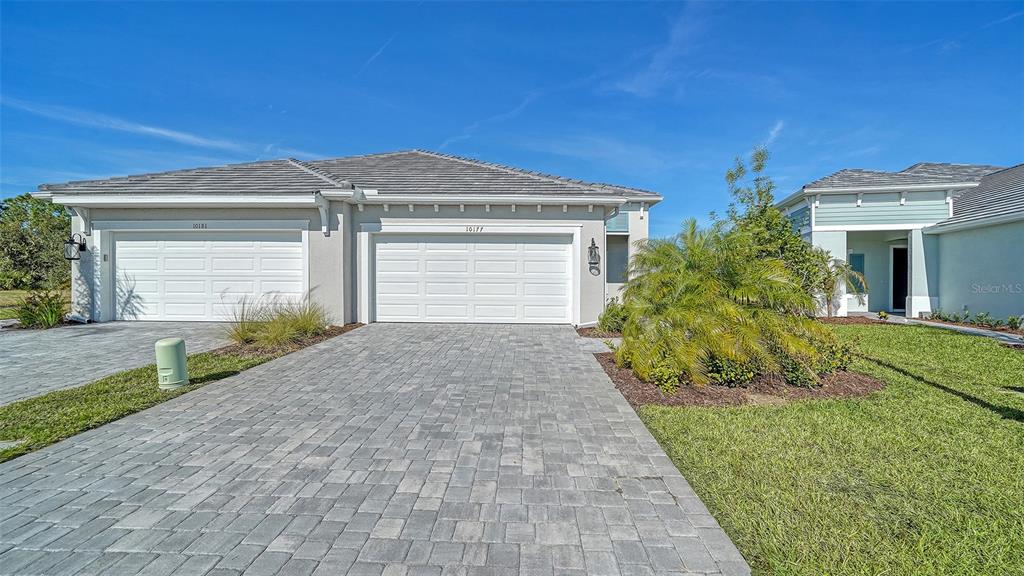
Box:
[777,162,1023,319]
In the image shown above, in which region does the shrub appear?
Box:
[650,360,681,394]
[877,310,889,320]
[617,220,829,387]
[224,297,329,348]
[812,333,853,374]
[972,311,1003,328]
[1008,316,1021,331]
[225,297,268,344]
[16,290,66,328]
[597,298,628,333]
[780,355,818,388]
[706,356,757,387]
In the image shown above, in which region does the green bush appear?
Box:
[650,360,680,394]
[972,311,1004,328]
[0,194,71,290]
[225,298,329,348]
[1008,316,1021,331]
[780,354,818,388]
[706,356,757,387]
[812,333,853,374]
[597,298,628,333]
[16,290,66,328]
[877,310,889,320]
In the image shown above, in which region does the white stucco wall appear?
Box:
[935,220,1024,320]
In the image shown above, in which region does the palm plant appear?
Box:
[815,249,868,317]
[617,219,830,386]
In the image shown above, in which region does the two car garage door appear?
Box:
[113,231,574,323]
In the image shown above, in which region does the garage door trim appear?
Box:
[357,222,581,324]
[93,219,309,322]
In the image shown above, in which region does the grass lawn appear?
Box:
[0,289,29,320]
[0,349,273,463]
[640,324,1024,575]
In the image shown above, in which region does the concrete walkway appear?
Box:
[0,323,748,575]
[0,322,229,406]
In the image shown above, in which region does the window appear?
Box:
[848,253,866,292]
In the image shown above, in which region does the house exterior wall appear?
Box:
[65,201,641,326]
[935,220,1024,319]
[814,191,950,227]
[809,230,848,316]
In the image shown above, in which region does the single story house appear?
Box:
[777,162,1023,319]
[33,150,660,326]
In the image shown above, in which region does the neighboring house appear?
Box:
[32,150,660,325]
[778,162,1023,319]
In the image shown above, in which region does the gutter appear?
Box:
[775,181,980,209]
[923,211,1024,234]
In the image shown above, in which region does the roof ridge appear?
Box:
[411,149,620,194]
[286,158,352,189]
[38,158,289,190]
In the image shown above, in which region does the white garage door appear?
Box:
[113,230,305,321]
[374,234,573,323]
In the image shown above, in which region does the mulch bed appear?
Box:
[817,316,887,325]
[577,327,622,338]
[595,352,884,408]
[921,318,1024,337]
[214,323,364,358]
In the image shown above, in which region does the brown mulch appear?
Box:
[1003,343,1024,352]
[817,316,886,325]
[577,327,622,338]
[214,323,364,358]
[595,352,884,408]
[921,318,1024,337]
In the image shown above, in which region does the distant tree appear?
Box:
[0,194,71,289]
[721,147,828,297]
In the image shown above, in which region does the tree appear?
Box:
[816,248,868,317]
[721,147,828,295]
[618,219,829,385]
[0,194,71,290]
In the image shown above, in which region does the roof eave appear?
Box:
[924,211,1024,235]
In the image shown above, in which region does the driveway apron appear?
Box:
[0,323,749,575]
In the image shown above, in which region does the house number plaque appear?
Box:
[465,226,484,232]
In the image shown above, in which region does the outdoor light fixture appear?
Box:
[588,238,601,276]
[63,233,87,261]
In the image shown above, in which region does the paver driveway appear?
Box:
[0,322,228,406]
[0,324,749,576]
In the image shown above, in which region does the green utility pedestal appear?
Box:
[155,337,189,390]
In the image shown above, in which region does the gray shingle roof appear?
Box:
[804,162,1004,190]
[309,150,660,198]
[36,149,661,200]
[37,158,347,195]
[929,164,1024,231]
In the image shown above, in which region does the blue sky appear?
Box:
[2,1,1022,236]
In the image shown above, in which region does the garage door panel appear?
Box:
[114,230,304,321]
[375,234,572,324]
[165,257,207,271]
[212,257,256,272]
[425,282,469,296]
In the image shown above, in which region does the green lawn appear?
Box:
[0,289,29,320]
[640,324,1024,575]
[0,349,273,462]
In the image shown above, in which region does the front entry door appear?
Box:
[891,247,908,312]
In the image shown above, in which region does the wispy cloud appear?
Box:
[354,33,398,78]
[903,9,1023,53]
[522,134,688,175]
[611,2,707,98]
[765,120,785,146]
[438,92,540,150]
[1,96,247,152]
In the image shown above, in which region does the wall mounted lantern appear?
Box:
[588,238,601,276]
[63,233,87,261]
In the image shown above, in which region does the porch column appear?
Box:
[810,230,848,317]
[906,228,939,318]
